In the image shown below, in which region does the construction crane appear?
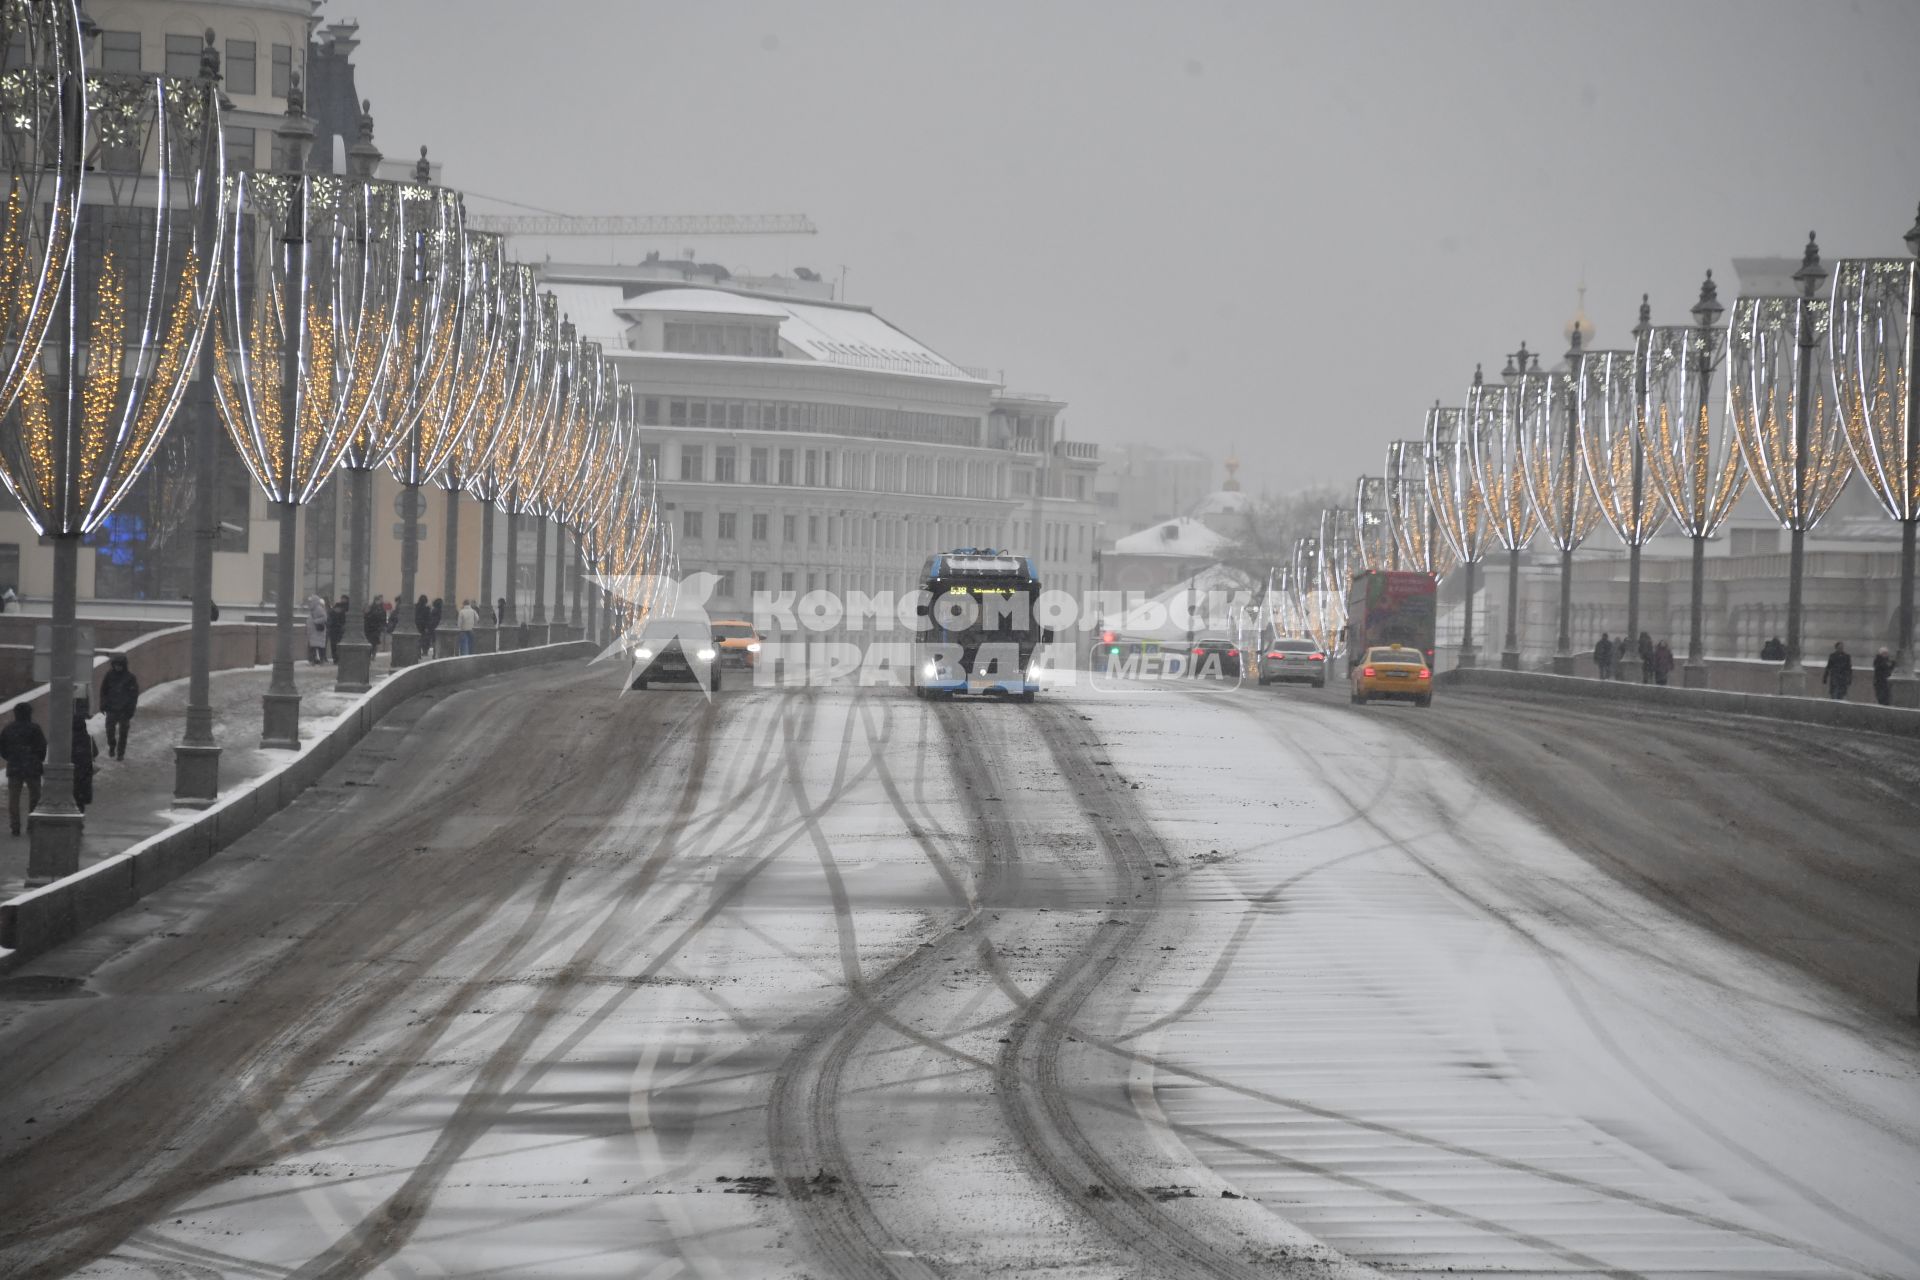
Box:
[463,213,818,238]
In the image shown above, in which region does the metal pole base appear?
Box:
[25,809,84,887]
[1550,654,1575,676]
[1455,645,1479,670]
[1890,674,1920,709]
[526,623,550,646]
[173,743,222,808]
[1776,664,1808,699]
[472,625,497,655]
[262,691,302,750]
[1617,657,1643,684]
[1682,661,1710,690]
[335,638,373,693]
[1500,648,1521,671]
[390,632,421,669]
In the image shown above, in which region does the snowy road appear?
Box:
[0,663,1914,1278]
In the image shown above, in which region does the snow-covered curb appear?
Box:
[0,641,595,971]
[1439,664,1920,739]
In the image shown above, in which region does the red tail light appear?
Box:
[1363,666,1376,677]
[1267,651,1283,659]
[1227,649,1238,657]
[1419,668,1431,679]
[1191,647,1205,656]
[1309,653,1325,661]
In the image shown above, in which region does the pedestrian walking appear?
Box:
[99,653,140,760]
[496,596,507,627]
[70,705,97,812]
[1760,636,1787,662]
[1872,647,1894,705]
[1,703,47,836]
[305,594,328,664]
[363,595,386,651]
[1651,639,1674,686]
[413,594,433,656]
[385,596,398,637]
[1637,631,1655,683]
[457,599,478,655]
[1822,641,1852,701]
[1592,632,1615,681]
[326,595,349,662]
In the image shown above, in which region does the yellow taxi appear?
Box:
[1350,643,1432,707]
[709,619,763,670]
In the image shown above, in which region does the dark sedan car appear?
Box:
[629,622,722,692]
[1187,637,1242,678]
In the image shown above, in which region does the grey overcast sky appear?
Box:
[352,1,1920,497]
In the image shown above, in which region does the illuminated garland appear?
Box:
[1427,404,1489,566]
[1643,323,1746,536]
[1577,346,1668,547]
[1516,363,1602,552]
[1466,377,1538,553]
[1830,258,1917,521]
[1729,294,1851,532]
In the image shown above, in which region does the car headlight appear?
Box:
[746,641,761,653]
[635,647,653,661]
[697,647,717,662]
[923,661,939,680]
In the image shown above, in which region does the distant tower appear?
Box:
[1565,281,1596,350]
[1222,454,1242,492]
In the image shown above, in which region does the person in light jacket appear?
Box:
[306,594,329,665]
[457,599,478,655]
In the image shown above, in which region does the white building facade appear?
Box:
[540,262,1104,639]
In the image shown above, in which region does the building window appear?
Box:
[0,542,17,595]
[99,30,141,72]
[750,569,767,595]
[679,445,703,482]
[750,513,768,542]
[225,39,257,94]
[781,570,796,593]
[639,442,661,476]
[682,510,703,539]
[163,34,201,78]
[782,514,797,544]
[713,447,736,483]
[224,127,255,174]
[808,514,819,545]
[749,447,769,484]
[670,399,687,427]
[778,449,795,485]
[271,43,294,98]
[643,397,660,424]
[715,570,735,599]
[717,511,737,541]
[690,401,708,429]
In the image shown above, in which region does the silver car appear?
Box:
[1257,637,1328,688]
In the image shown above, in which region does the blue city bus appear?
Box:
[915,549,1052,702]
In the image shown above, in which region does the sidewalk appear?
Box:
[0,650,410,899]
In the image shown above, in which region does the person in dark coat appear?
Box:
[70,706,97,811]
[1637,631,1655,683]
[1,703,47,836]
[99,653,140,760]
[363,596,386,651]
[1760,636,1787,662]
[326,595,349,662]
[1822,641,1852,701]
[428,597,444,658]
[1592,633,1615,681]
[1872,647,1895,706]
[1651,640,1674,686]
[413,594,433,655]
[496,597,507,626]
[385,597,399,636]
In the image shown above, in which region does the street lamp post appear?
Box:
[1578,299,1667,684]
[1645,273,1744,690]
[1730,235,1851,698]
[1469,356,1539,670]
[1830,207,1920,708]
[1517,329,1601,677]
[1427,404,1488,669]
[174,32,229,807]
[7,54,226,874]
